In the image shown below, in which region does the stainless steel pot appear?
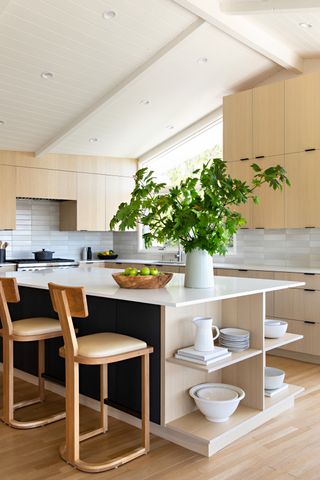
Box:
[32,249,55,261]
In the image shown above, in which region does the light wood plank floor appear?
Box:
[0,356,319,480]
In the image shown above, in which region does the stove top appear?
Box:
[6,258,75,264]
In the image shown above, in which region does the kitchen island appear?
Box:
[3,267,304,456]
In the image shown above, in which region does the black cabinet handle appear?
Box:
[240,157,249,161]
[305,148,316,152]
[305,226,315,228]
[255,155,265,159]
[238,269,248,272]
[255,227,264,229]
[304,321,316,325]
[304,272,315,276]
[304,288,316,292]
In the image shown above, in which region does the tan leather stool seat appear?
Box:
[75,332,147,358]
[12,317,62,336]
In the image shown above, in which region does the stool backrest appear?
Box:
[48,282,88,357]
[0,278,20,335]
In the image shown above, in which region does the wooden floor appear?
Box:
[0,355,319,480]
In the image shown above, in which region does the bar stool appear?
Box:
[0,277,65,428]
[48,282,153,473]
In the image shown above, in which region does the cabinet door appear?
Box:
[77,173,106,231]
[280,319,320,356]
[227,161,253,228]
[16,167,76,200]
[285,151,320,228]
[0,165,16,229]
[253,81,284,158]
[223,89,253,162]
[285,72,320,154]
[251,156,285,228]
[105,176,135,231]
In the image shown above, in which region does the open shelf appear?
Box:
[264,333,303,352]
[167,348,262,373]
[166,383,304,456]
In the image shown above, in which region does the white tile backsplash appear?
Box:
[0,199,113,260]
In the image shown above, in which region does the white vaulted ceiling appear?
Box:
[0,0,318,158]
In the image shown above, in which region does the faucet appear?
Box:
[174,243,183,263]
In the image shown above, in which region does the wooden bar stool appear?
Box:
[48,282,153,473]
[0,278,66,428]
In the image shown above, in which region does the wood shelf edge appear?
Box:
[264,333,303,352]
[167,348,262,373]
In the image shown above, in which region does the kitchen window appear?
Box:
[138,117,235,254]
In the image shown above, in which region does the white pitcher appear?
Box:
[192,316,220,352]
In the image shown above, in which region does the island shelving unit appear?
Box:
[3,267,305,457]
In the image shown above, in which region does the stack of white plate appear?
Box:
[219,328,250,352]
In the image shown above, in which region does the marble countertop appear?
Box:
[5,266,304,308]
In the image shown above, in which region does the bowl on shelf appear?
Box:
[112,272,173,289]
[189,383,245,423]
[264,319,288,338]
[265,367,285,390]
[97,253,118,260]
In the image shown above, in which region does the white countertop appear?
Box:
[5,267,304,308]
[95,258,320,275]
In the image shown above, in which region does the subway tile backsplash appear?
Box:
[0,199,112,260]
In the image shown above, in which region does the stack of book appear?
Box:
[175,345,231,366]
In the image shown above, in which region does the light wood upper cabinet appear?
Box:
[223,89,253,162]
[227,161,253,228]
[285,72,320,154]
[105,176,135,231]
[77,173,106,231]
[252,156,285,229]
[16,167,76,200]
[0,165,16,230]
[253,82,284,158]
[285,151,320,228]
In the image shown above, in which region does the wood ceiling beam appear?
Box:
[172,0,304,73]
[35,18,204,158]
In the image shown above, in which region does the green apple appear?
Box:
[129,268,138,276]
[124,267,132,276]
[140,267,150,276]
[150,267,159,276]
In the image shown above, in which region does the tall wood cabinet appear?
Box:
[105,176,134,231]
[227,161,253,228]
[0,165,16,230]
[285,72,320,154]
[76,173,106,231]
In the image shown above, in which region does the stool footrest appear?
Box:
[79,427,105,442]
[2,411,66,429]
[13,397,43,411]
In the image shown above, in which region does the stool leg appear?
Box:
[65,360,80,465]
[38,340,45,402]
[141,353,150,452]
[100,364,108,433]
[3,337,14,425]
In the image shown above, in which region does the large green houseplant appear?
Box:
[110,158,289,288]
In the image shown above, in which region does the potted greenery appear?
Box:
[110,158,289,288]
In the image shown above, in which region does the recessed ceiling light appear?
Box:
[103,10,116,20]
[89,137,98,143]
[197,57,208,64]
[41,72,54,79]
[0,120,5,126]
[166,125,174,130]
[299,22,312,28]
[139,99,150,106]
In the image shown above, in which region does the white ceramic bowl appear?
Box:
[265,367,285,390]
[264,319,288,338]
[189,383,245,423]
[196,385,239,402]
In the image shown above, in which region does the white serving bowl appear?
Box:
[189,383,245,423]
[265,367,285,390]
[264,319,288,338]
[196,385,239,402]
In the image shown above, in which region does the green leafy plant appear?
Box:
[110,158,290,256]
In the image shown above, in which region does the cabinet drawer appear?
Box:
[274,271,320,290]
[280,319,320,356]
[274,288,320,323]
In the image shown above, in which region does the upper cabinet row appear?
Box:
[223,72,320,162]
[0,164,134,232]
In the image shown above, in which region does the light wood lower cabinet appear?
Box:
[280,319,320,356]
[0,165,16,229]
[16,167,77,200]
